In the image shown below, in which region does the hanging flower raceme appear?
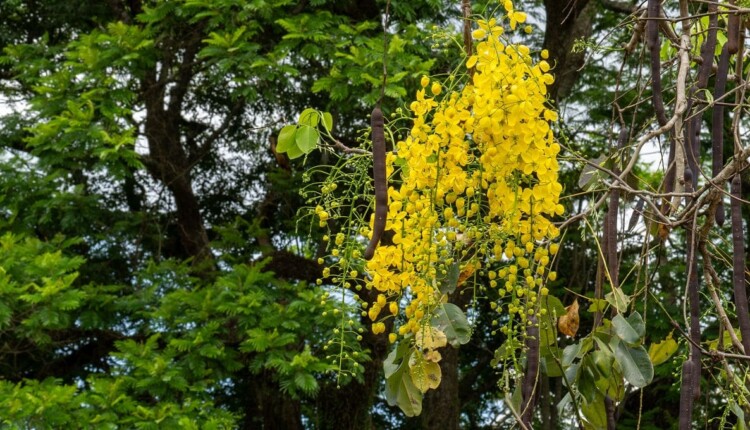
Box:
[364,6,563,344]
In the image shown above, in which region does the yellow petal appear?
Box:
[472,28,487,40]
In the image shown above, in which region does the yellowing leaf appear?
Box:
[424,349,442,363]
[707,329,741,351]
[408,353,442,393]
[457,262,477,287]
[648,332,678,366]
[558,299,579,337]
[415,326,447,350]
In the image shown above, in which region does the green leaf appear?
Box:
[431,303,471,347]
[648,333,678,366]
[587,299,608,313]
[543,355,563,377]
[286,143,304,159]
[730,400,747,430]
[580,395,608,430]
[298,108,319,127]
[542,295,566,317]
[295,125,319,154]
[562,343,581,367]
[322,112,333,132]
[605,287,630,313]
[578,155,607,191]
[539,295,564,346]
[579,356,599,403]
[293,372,319,396]
[437,262,459,295]
[384,350,423,417]
[614,342,653,388]
[277,125,297,153]
[612,313,641,345]
[626,312,645,337]
[384,342,412,378]
[591,350,612,378]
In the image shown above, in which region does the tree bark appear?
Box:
[543,0,595,103]
[241,369,304,430]
[140,34,212,264]
[420,344,461,430]
[417,287,474,429]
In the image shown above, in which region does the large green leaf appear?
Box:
[730,400,747,430]
[384,348,423,417]
[295,125,319,155]
[286,143,304,159]
[277,125,297,153]
[297,108,319,127]
[614,342,653,388]
[626,312,645,337]
[539,295,565,346]
[437,262,459,295]
[431,303,471,347]
[580,394,608,430]
[542,355,564,377]
[605,287,630,313]
[579,356,598,403]
[562,343,581,367]
[612,313,644,345]
[384,341,412,378]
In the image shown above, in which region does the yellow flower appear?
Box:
[431,82,442,95]
[504,0,527,30]
[472,28,487,40]
[473,19,504,41]
[372,322,386,335]
[357,5,563,359]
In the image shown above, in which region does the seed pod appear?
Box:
[678,359,695,430]
[647,0,667,127]
[364,107,387,260]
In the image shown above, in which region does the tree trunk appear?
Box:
[241,370,303,430]
[141,63,212,264]
[543,0,595,103]
[420,344,461,430]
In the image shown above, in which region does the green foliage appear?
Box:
[0,233,84,352]
[277,109,334,159]
[384,342,423,417]
[431,303,472,348]
[0,229,360,427]
[551,310,655,429]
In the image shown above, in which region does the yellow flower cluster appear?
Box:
[364,4,563,338]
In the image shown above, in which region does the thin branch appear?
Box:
[330,138,371,155]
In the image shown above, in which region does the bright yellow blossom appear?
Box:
[347,9,564,377]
